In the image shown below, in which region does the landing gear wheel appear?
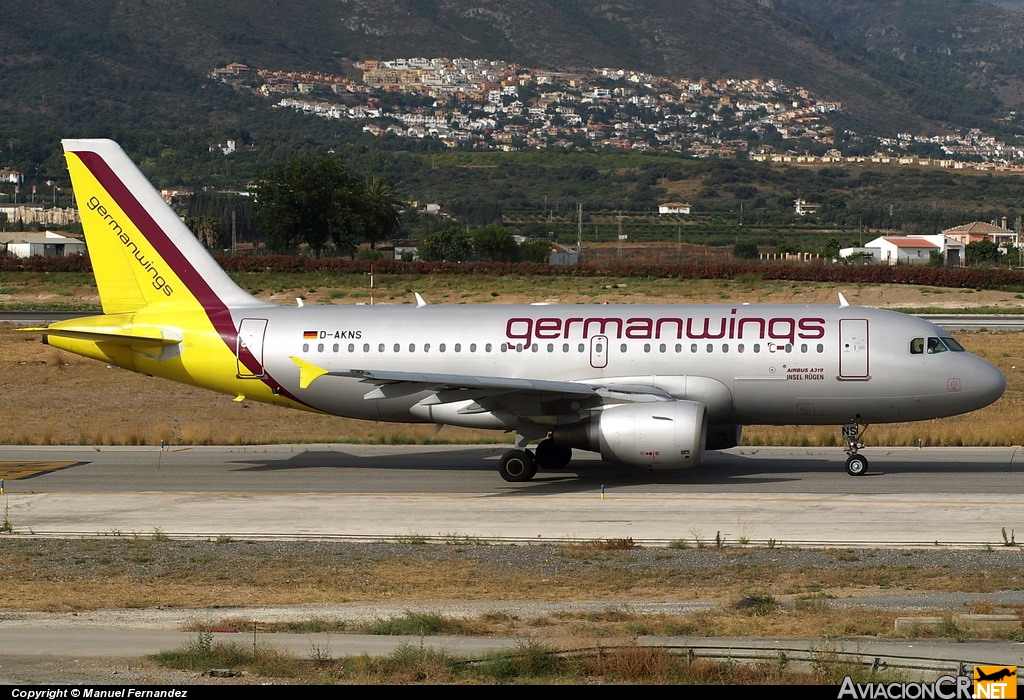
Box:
[535,438,572,470]
[499,449,538,482]
[845,454,868,476]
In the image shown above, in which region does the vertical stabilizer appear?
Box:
[63,139,266,314]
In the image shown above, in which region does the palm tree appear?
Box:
[360,176,404,250]
[186,216,221,250]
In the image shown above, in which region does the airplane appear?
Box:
[30,139,1006,482]
[975,668,1016,683]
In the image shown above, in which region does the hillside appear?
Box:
[6,0,1024,240]
[5,0,1024,142]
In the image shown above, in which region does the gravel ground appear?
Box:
[2,539,1023,685]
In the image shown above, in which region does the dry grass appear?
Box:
[7,266,1024,309]
[2,538,1022,614]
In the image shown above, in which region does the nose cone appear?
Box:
[973,357,1006,410]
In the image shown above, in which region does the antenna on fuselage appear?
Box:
[415,293,427,307]
[838,293,850,308]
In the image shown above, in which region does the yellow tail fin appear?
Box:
[63,139,263,314]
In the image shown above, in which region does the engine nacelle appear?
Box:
[552,400,707,470]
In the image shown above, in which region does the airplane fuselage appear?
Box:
[80,302,1003,431]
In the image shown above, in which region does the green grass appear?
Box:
[149,633,910,684]
[363,612,481,636]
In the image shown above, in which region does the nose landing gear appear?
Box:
[842,423,869,476]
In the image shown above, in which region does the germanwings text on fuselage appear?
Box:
[505,309,826,347]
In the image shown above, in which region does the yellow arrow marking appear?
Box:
[0,461,82,480]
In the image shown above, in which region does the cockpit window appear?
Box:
[914,336,965,355]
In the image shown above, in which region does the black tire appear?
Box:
[845,455,868,476]
[535,438,573,470]
[499,450,537,482]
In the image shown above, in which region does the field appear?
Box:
[1,268,1022,447]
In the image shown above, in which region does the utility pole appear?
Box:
[617,210,623,259]
[576,202,582,264]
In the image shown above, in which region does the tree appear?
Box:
[185,216,221,250]
[418,227,473,262]
[965,239,1002,266]
[822,237,841,259]
[472,225,519,262]
[732,242,759,259]
[359,175,404,249]
[519,239,553,263]
[254,154,362,257]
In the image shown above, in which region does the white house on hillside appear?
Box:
[658,202,691,215]
[794,198,820,215]
[839,235,963,266]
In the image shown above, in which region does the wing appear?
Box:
[289,357,674,421]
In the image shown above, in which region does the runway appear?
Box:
[3,444,1023,546]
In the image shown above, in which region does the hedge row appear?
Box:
[3,253,1024,290]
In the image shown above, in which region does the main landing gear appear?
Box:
[498,449,536,482]
[498,436,574,482]
[842,422,869,476]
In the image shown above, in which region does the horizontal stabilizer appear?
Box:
[27,328,178,347]
[23,315,179,348]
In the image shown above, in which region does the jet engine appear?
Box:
[552,400,707,469]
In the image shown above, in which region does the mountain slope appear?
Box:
[2,1,1023,144]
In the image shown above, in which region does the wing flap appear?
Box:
[287,359,682,421]
[339,368,600,396]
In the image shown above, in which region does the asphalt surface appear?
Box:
[1,444,1023,545]
[1,443,1023,684]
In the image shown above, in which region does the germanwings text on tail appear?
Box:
[32,139,1006,482]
